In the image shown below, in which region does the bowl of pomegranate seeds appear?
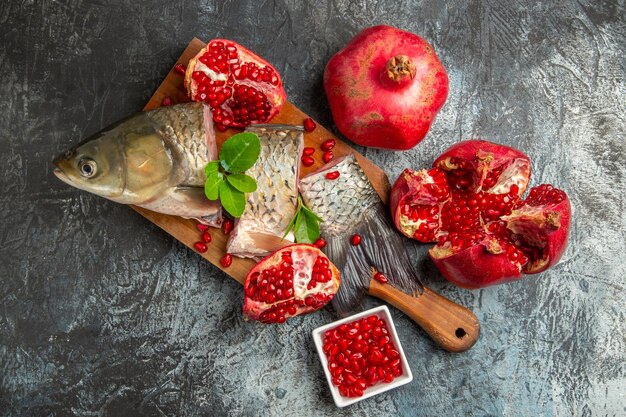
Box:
[312,305,413,407]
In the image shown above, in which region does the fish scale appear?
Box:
[149,103,215,184]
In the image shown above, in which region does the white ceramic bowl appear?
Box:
[312,305,413,407]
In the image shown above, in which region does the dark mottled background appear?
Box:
[1,0,624,416]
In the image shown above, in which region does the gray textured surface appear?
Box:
[1,0,624,416]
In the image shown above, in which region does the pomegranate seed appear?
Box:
[303,117,316,132]
[345,373,357,385]
[338,338,349,351]
[222,219,234,235]
[373,272,388,284]
[174,63,186,75]
[346,327,359,338]
[314,238,327,248]
[322,151,334,163]
[194,242,208,253]
[162,96,172,106]
[201,231,212,243]
[321,139,336,151]
[196,222,209,232]
[350,234,362,246]
[325,171,340,180]
[220,253,233,267]
[301,155,315,167]
[303,147,315,156]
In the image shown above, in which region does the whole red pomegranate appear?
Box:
[390,140,571,288]
[185,39,286,129]
[243,245,341,323]
[324,25,448,150]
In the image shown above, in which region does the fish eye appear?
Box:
[78,158,97,178]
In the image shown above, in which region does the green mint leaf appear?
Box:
[226,173,257,193]
[293,210,304,241]
[204,160,220,177]
[281,209,299,240]
[282,195,304,240]
[305,210,321,241]
[204,172,222,200]
[219,132,261,173]
[282,194,324,242]
[294,210,321,244]
[219,181,246,217]
[301,205,324,223]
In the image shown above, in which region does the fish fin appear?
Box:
[245,124,304,132]
[246,232,295,252]
[172,186,214,207]
[329,203,424,316]
[172,185,205,197]
[173,186,224,226]
[137,186,223,227]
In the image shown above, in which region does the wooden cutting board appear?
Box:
[135,38,391,286]
[135,38,480,353]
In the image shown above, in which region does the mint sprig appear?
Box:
[204,132,261,217]
[283,195,324,244]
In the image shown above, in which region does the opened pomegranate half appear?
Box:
[390,140,571,289]
[243,245,341,323]
[185,39,286,129]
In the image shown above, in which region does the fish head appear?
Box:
[54,112,181,205]
[53,127,128,201]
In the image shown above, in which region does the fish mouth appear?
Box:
[53,167,73,186]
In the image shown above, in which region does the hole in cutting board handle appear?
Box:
[455,328,467,338]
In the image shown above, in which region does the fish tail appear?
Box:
[328,203,424,316]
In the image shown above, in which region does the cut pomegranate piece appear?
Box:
[390,140,571,288]
[243,245,341,323]
[185,39,286,127]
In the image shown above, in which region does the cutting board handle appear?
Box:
[368,279,480,352]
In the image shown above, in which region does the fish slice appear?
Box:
[300,154,480,352]
[226,124,303,258]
